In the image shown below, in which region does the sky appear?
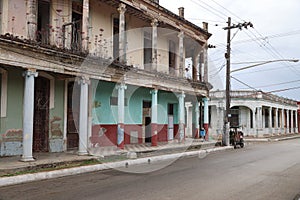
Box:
[160,0,300,101]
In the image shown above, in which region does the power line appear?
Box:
[189,0,226,21]
[232,63,300,75]
[268,86,300,93]
[237,79,300,90]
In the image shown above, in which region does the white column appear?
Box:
[286,110,290,133]
[117,83,127,148]
[151,89,158,146]
[281,109,285,134]
[203,43,208,82]
[274,108,278,128]
[251,108,256,135]
[78,77,89,155]
[193,101,200,138]
[257,107,262,136]
[274,108,278,133]
[177,92,185,142]
[295,111,298,133]
[82,0,90,52]
[151,19,158,72]
[21,70,38,162]
[291,111,294,133]
[118,3,126,64]
[177,31,184,78]
[268,107,272,134]
[203,97,209,140]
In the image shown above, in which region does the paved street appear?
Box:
[1,139,300,200]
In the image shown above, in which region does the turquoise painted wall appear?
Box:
[126,86,151,124]
[157,92,178,124]
[92,80,117,124]
[0,68,24,137]
[91,80,180,125]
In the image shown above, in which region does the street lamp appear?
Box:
[231,59,299,73]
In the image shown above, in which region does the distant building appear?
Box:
[0,0,212,158]
[209,90,299,137]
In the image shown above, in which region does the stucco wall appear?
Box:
[0,67,24,156]
[1,0,27,37]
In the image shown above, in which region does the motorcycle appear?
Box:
[229,127,244,149]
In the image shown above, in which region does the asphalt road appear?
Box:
[1,139,300,200]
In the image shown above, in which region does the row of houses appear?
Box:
[0,0,298,159]
[208,91,299,137]
[0,0,211,159]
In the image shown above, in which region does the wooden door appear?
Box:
[33,76,50,152]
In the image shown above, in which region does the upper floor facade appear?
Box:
[0,0,212,95]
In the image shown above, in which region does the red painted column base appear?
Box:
[204,123,209,141]
[117,123,125,149]
[151,123,158,146]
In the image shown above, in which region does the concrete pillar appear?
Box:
[291,111,294,133]
[274,108,278,133]
[78,77,89,155]
[286,110,290,133]
[151,89,158,146]
[203,43,208,83]
[151,19,158,72]
[177,31,184,78]
[274,108,278,128]
[117,83,127,149]
[177,92,185,142]
[295,111,298,133]
[26,0,37,41]
[268,107,272,134]
[203,97,209,141]
[118,3,126,64]
[252,108,256,136]
[257,107,262,136]
[192,53,200,81]
[82,0,90,52]
[281,109,285,134]
[192,101,200,138]
[21,70,38,162]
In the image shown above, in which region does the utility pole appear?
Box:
[223,17,253,146]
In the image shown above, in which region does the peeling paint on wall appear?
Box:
[50,116,63,138]
[0,129,23,156]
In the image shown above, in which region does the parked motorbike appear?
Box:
[229,127,244,149]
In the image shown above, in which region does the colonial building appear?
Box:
[0,0,212,159]
[209,90,299,137]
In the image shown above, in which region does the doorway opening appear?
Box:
[33,76,50,152]
[67,81,80,150]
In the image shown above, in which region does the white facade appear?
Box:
[209,91,299,137]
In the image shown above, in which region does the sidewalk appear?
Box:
[244,133,300,142]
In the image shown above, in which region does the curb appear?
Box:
[245,135,300,143]
[0,146,233,187]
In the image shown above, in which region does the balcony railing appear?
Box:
[62,20,82,52]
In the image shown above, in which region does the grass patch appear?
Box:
[0,159,102,177]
